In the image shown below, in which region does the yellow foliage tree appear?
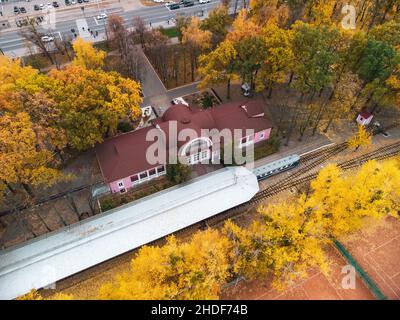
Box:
[99,230,231,300]
[309,160,400,237]
[18,290,73,300]
[72,37,106,70]
[0,112,67,196]
[49,65,142,150]
[347,124,373,150]
[182,17,212,82]
[198,40,238,99]
[223,196,330,290]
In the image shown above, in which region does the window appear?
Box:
[149,168,156,176]
[193,153,200,162]
[241,136,247,144]
[201,150,209,160]
[120,188,126,193]
[187,157,192,165]
[139,172,147,180]
[259,132,265,139]
[157,165,165,173]
[130,175,138,183]
[117,180,124,188]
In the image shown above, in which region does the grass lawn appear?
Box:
[160,27,179,38]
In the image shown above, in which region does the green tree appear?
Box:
[166,163,192,184]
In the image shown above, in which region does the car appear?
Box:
[83,0,90,2]
[199,0,210,3]
[34,4,40,10]
[169,3,180,9]
[47,2,53,8]
[39,3,45,9]
[171,97,189,106]
[53,1,59,7]
[41,35,54,42]
[19,7,27,13]
[77,0,83,3]
[241,82,251,97]
[183,0,194,6]
[96,13,108,20]
[153,0,164,2]
[71,0,77,4]
[65,0,71,5]
[14,6,20,14]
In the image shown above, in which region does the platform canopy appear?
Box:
[0,166,259,300]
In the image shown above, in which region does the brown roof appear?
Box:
[96,99,273,182]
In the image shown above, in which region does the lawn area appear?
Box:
[160,27,179,38]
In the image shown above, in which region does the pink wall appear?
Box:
[109,177,133,193]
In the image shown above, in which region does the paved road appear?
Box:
[0,0,244,55]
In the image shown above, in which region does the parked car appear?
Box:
[171,97,189,106]
[77,0,83,3]
[169,3,180,9]
[241,83,251,97]
[96,13,108,20]
[41,35,55,42]
[183,0,194,6]
[14,6,20,14]
[71,0,77,4]
[53,1,59,7]
[39,3,45,9]
[19,7,27,13]
[199,0,210,3]
[47,2,53,8]
[34,4,40,10]
[65,0,71,5]
[83,0,90,2]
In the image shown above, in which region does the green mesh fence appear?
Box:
[333,239,387,300]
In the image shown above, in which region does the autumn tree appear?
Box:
[223,196,330,290]
[0,112,66,197]
[198,40,238,99]
[256,21,294,97]
[133,16,147,48]
[347,125,372,151]
[49,65,142,150]
[182,17,212,82]
[226,10,265,90]
[201,6,232,46]
[72,37,106,70]
[309,160,400,237]
[0,57,67,197]
[99,230,231,299]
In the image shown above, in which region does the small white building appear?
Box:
[356,111,373,126]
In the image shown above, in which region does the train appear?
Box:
[253,154,301,181]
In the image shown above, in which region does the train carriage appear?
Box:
[253,154,300,180]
